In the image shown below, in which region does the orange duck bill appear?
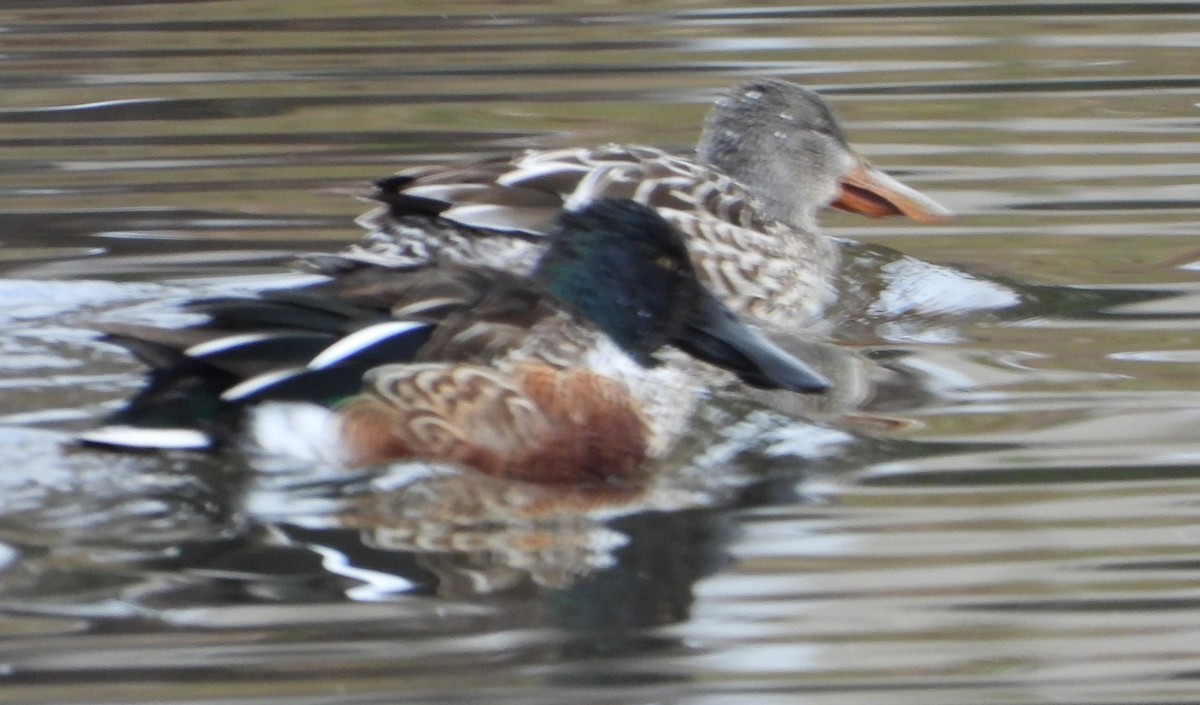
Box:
[832,156,953,224]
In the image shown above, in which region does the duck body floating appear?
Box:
[83,200,827,485]
[325,79,952,329]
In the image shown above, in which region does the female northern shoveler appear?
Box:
[323,78,952,329]
[82,199,827,485]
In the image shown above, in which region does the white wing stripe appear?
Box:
[308,321,431,369]
[186,332,288,359]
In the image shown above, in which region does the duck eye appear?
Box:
[656,255,679,271]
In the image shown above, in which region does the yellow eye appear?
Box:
[656,255,679,271]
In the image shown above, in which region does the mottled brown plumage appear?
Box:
[339,363,648,484]
[331,80,951,328]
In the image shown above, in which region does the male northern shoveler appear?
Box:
[81,199,828,485]
[322,78,952,329]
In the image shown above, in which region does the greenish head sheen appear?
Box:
[533,199,696,364]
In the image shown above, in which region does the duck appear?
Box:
[318,78,952,330]
[81,199,829,486]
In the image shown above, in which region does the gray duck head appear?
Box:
[696,78,952,230]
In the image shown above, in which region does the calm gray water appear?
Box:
[2,2,1200,704]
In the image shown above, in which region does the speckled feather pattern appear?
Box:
[345,144,840,328]
[414,304,698,461]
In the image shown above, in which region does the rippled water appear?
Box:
[2,2,1200,703]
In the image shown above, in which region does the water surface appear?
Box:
[2,2,1200,704]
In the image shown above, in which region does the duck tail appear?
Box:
[80,301,435,451]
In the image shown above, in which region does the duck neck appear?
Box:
[533,237,679,366]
